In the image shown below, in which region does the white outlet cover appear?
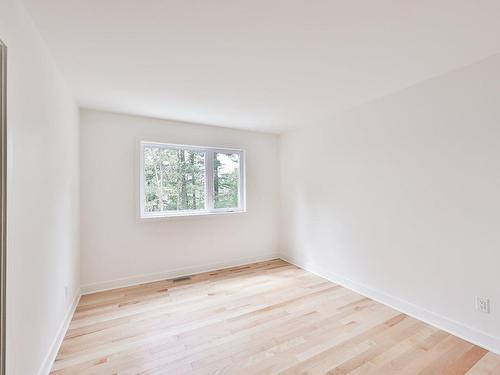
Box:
[476,297,490,314]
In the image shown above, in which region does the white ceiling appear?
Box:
[23,0,500,133]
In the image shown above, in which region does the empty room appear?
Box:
[1,0,500,374]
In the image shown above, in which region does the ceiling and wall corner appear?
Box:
[21,0,500,134]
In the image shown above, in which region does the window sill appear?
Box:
[138,209,247,222]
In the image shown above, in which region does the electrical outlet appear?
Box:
[476,297,490,314]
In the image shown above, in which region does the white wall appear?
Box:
[0,1,80,374]
[280,54,500,353]
[80,109,279,291]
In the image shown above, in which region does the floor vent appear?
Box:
[172,275,192,282]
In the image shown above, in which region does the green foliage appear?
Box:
[214,153,239,209]
[144,148,205,212]
[143,148,240,213]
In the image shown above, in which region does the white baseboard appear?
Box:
[280,254,500,355]
[38,291,81,375]
[81,253,280,295]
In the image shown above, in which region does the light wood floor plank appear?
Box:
[50,259,500,374]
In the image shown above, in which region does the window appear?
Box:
[140,142,245,218]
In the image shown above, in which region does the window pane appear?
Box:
[144,147,205,212]
[214,152,240,209]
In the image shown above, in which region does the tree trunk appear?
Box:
[154,151,163,211]
[190,153,196,209]
[178,150,187,209]
[214,155,220,207]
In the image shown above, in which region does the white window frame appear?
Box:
[139,141,246,220]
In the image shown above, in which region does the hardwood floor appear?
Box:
[51,259,500,374]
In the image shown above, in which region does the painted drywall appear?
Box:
[280,54,500,352]
[80,109,279,290]
[0,1,80,374]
